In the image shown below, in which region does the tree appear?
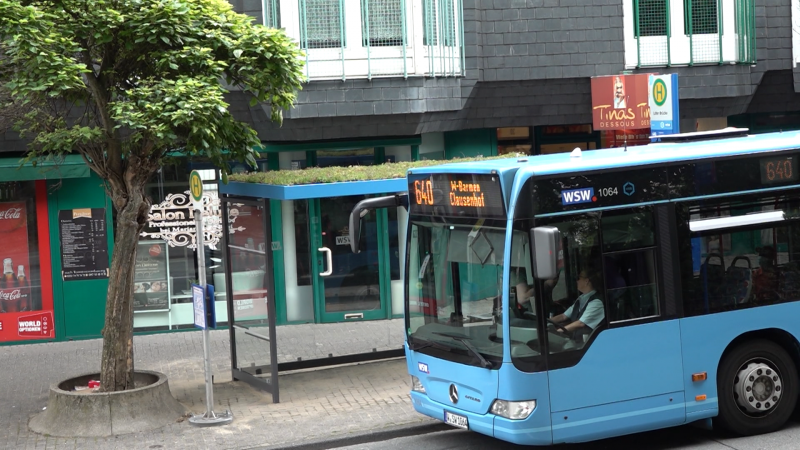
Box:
[0,0,304,391]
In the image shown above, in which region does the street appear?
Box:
[336,418,800,450]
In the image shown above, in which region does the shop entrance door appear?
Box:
[311,196,388,322]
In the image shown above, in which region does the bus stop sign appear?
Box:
[190,170,203,210]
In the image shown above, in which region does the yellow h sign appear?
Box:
[652,79,667,106]
[189,171,203,203]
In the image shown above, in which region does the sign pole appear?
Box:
[188,171,232,427]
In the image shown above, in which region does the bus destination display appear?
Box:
[760,156,798,184]
[408,173,505,218]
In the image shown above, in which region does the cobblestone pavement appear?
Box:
[0,319,437,450]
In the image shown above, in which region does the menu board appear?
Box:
[59,209,110,281]
[133,241,170,312]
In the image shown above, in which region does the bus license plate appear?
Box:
[444,411,468,429]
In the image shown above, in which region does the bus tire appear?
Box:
[716,339,798,436]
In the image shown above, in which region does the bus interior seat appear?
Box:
[699,253,725,312]
[720,255,753,307]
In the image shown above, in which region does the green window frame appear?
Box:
[684,0,718,35]
[423,0,456,46]
[361,0,405,47]
[299,0,346,49]
[634,0,669,37]
[264,0,281,28]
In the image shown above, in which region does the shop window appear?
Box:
[0,182,43,314]
[317,148,375,168]
[535,124,598,155]
[497,127,532,156]
[126,154,270,331]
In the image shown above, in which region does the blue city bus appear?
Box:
[348,128,800,445]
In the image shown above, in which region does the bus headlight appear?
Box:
[490,399,536,420]
[411,376,426,393]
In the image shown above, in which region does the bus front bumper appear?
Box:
[410,391,553,445]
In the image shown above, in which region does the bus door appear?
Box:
[536,207,685,443]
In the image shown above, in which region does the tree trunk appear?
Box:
[99,186,149,392]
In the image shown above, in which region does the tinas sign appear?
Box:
[590,74,653,131]
[140,191,245,250]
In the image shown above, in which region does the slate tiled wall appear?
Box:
[2,0,796,152]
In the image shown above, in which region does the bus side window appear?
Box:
[683,197,800,316]
[601,208,659,322]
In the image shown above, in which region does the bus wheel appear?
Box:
[716,339,798,435]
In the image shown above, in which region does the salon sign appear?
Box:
[140,191,245,250]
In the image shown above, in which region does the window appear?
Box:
[361,0,405,47]
[533,208,660,356]
[634,0,668,37]
[680,196,800,316]
[264,0,281,28]
[601,209,659,322]
[0,182,43,315]
[684,0,718,35]
[405,217,507,369]
[537,214,605,355]
[299,0,345,49]
[423,0,456,46]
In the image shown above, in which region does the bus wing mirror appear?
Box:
[349,194,409,254]
[531,226,561,280]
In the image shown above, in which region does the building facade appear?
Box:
[2,0,800,343]
[227,0,800,147]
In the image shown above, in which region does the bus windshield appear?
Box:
[406,216,525,368]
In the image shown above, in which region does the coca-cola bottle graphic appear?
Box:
[16,265,30,311]
[1,258,18,313]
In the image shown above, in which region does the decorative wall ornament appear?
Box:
[140,191,244,250]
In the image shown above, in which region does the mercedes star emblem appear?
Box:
[449,384,459,404]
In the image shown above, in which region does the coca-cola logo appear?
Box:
[0,208,21,220]
[0,202,26,233]
[0,289,22,301]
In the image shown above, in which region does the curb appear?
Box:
[250,420,453,450]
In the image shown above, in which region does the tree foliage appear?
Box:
[0,0,304,391]
[1,0,303,184]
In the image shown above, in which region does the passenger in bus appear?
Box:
[549,269,605,340]
[752,246,781,304]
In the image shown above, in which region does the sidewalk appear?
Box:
[0,320,446,450]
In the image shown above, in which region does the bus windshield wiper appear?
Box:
[431,332,494,369]
[408,337,452,352]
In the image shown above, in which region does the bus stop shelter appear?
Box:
[218,177,407,401]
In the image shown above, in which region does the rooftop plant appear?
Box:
[230,153,526,186]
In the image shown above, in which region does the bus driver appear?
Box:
[549,269,605,341]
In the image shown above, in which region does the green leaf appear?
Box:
[233,49,243,58]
